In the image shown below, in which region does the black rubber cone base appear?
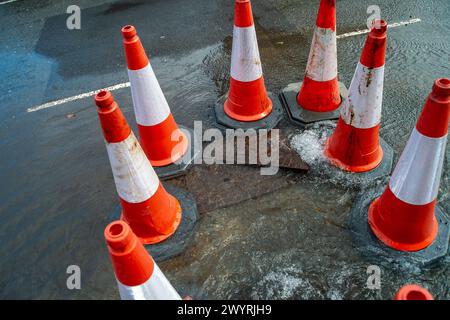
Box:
[280,81,348,127]
[214,92,283,130]
[349,186,450,267]
[111,184,199,262]
[154,126,201,181]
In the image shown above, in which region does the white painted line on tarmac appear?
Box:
[337,18,421,39]
[27,18,422,114]
[27,82,131,113]
[0,0,19,5]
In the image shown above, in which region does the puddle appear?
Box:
[1,0,449,300]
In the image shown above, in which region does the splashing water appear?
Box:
[289,121,388,189]
[251,266,318,300]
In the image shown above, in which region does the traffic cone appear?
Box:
[324,20,388,172]
[122,25,188,168]
[394,285,433,300]
[298,0,340,112]
[95,90,181,244]
[279,0,348,125]
[225,0,270,122]
[105,220,181,300]
[368,78,450,251]
[215,0,283,130]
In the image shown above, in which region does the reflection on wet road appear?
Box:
[0,0,449,299]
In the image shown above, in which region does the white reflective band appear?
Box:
[117,263,182,300]
[106,132,160,203]
[128,64,171,126]
[305,27,337,82]
[389,128,447,205]
[340,63,384,128]
[230,25,263,82]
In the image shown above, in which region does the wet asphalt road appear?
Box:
[0,0,449,299]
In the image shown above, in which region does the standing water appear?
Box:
[0,0,449,299]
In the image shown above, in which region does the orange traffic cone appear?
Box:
[105,220,181,300]
[122,25,189,170]
[394,285,433,300]
[215,0,283,130]
[298,0,341,112]
[325,20,388,172]
[279,0,348,125]
[368,78,450,251]
[95,90,181,244]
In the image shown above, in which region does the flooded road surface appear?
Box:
[0,0,449,299]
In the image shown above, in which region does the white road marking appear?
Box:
[27,82,130,113]
[0,0,19,5]
[337,18,421,39]
[27,18,422,114]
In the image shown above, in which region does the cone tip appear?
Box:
[104,220,135,252]
[316,0,336,30]
[320,0,336,7]
[234,0,253,27]
[432,78,450,98]
[122,25,137,39]
[95,90,115,109]
[371,19,388,35]
[394,285,433,300]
